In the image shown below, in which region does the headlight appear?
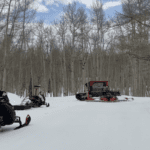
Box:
[2,92,7,96]
[0,99,5,102]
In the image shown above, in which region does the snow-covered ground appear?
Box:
[1,93,150,150]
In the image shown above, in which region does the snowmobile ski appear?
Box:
[14,115,31,130]
[45,102,50,107]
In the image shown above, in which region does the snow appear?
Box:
[1,92,150,150]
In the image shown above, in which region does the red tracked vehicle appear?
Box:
[76,81,132,102]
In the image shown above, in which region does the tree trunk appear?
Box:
[62,50,67,96]
[82,65,86,92]
[71,59,75,95]
[43,54,46,93]
[3,35,7,91]
[30,49,33,96]
[2,0,12,91]
[96,48,99,80]
[18,53,22,95]
[53,60,56,97]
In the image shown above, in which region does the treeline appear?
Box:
[0,0,150,97]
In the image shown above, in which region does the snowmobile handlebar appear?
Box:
[20,97,29,105]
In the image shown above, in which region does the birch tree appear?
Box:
[2,0,13,91]
[75,7,91,92]
[44,26,56,96]
[63,2,86,94]
[89,0,106,80]
[53,15,68,96]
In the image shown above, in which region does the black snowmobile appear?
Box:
[20,85,49,108]
[0,91,31,130]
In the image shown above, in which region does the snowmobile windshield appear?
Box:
[0,91,9,103]
[92,82,104,91]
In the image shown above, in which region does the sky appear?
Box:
[25,0,124,49]
[0,0,125,51]
[32,0,123,25]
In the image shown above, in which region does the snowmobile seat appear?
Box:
[0,91,16,126]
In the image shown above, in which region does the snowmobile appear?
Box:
[0,90,31,130]
[20,85,49,108]
[76,81,134,102]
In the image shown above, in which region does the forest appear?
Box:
[0,0,150,97]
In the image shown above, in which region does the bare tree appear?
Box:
[53,15,68,96]
[2,0,13,91]
[75,7,91,92]
[89,0,106,80]
[62,2,87,94]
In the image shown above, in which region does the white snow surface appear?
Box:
[1,92,150,150]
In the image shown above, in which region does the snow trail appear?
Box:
[1,93,150,150]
